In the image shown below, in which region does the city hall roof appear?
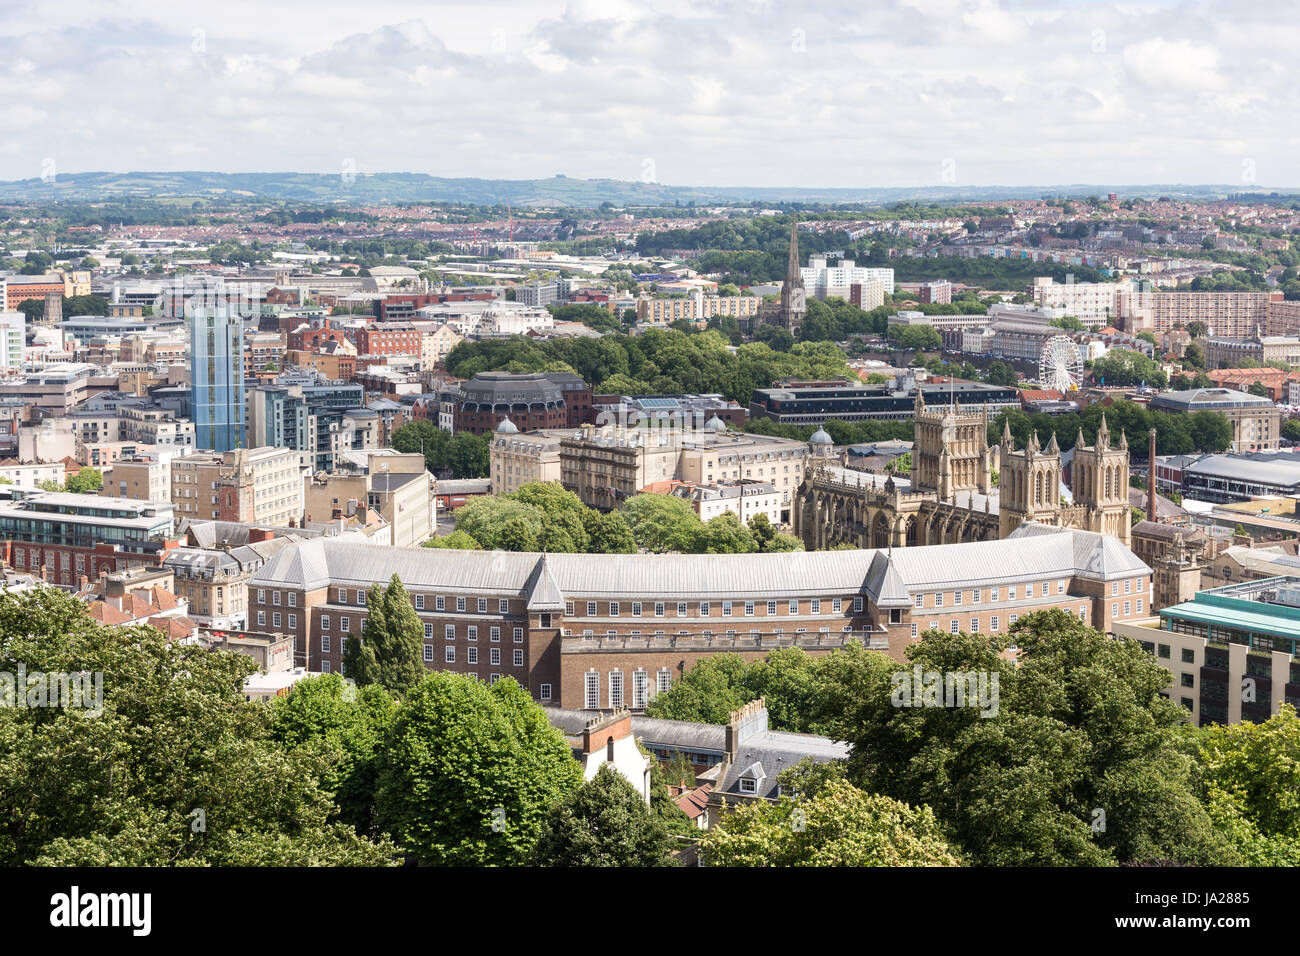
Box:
[251,524,1150,603]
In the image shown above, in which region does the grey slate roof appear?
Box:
[524,554,566,611]
[1184,452,1300,487]
[717,731,850,800]
[250,524,1150,599]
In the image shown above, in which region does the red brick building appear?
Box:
[453,372,576,434]
[250,526,1154,709]
[287,319,355,352]
[356,322,422,359]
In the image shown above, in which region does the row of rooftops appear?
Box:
[546,699,848,804]
[249,523,1150,607]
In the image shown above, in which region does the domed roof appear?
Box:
[495,416,519,434]
[704,414,728,431]
[809,427,833,445]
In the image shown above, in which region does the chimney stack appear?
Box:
[1147,428,1158,524]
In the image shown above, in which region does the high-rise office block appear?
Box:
[190,306,244,452]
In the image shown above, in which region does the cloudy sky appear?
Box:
[0,0,1294,188]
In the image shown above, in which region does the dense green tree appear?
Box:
[645,654,751,724]
[584,509,638,553]
[1048,315,1086,332]
[743,647,825,734]
[453,497,543,550]
[444,328,855,405]
[1282,419,1300,443]
[61,294,109,316]
[887,323,942,350]
[269,674,398,836]
[1182,341,1205,368]
[690,511,758,554]
[512,482,592,551]
[700,777,961,867]
[1197,706,1300,866]
[621,493,701,553]
[446,432,490,478]
[1188,409,1233,453]
[813,612,1238,866]
[422,529,483,549]
[447,482,636,554]
[374,674,582,865]
[752,323,794,351]
[343,576,426,695]
[0,588,397,866]
[65,467,103,494]
[1091,349,1167,389]
[984,360,1019,387]
[390,421,489,478]
[531,764,676,867]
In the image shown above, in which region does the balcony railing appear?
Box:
[560,628,890,652]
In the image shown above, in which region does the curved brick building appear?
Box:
[453,371,577,434]
[249,523,1153,711]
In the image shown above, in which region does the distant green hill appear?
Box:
[0,170,1292,206]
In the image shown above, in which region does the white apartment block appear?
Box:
[0,312,25,373]
[636,293,761,325]
[801,258,895,297]
[678,480,783,526]
[1031,277,1123,327]
[0,459,67,488]
[1117,290,1282,337]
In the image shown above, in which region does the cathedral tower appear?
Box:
[911,390,994,499]
[1071,414,1131,546]
[998,422,1064,538]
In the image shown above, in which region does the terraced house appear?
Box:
[248,522,1153,709]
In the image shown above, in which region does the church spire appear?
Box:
[787,217,801,281]
[1097,413,1110,449]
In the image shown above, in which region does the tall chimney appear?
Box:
[1147,428,1158,524]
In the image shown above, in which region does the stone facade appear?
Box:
[794,398,1132,551]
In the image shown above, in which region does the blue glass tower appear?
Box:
[190,306,244,452]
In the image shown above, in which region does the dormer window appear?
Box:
[739,778,757,794]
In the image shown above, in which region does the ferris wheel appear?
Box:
[1039,335,1083,392]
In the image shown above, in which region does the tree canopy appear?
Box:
[531,764,676,867]
[374,673,582,865]
[0,587,398,866]
[814,611,1239,866]
[444,328,855,405]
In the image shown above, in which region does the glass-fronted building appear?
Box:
[1116,576,1300,726]
[190,306,244,452]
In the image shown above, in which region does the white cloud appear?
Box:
[0,0,1293,187]
[1122,36,1223,91]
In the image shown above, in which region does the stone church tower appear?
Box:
[775,219,806,335]
[997,420,1063,538]
[910,390,995,500]
[1071,414,1132,545]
